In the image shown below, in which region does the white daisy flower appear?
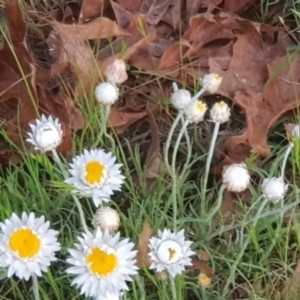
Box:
[65,149,125,207]
[170,89,193,111]
[222,163,250,192]
[210,101,231,123]
[66,229,138,298]
[184,100,207,123]
[0,212,60,280]
[93,206,120,232]
[148,229,195,278]
[105,59,128,84]
[27,114,63,153]
[95,82,119,105]
[95,291,123,300]
[262,177,288,203]
[201,73,223,94]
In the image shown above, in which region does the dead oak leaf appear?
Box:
[225,54,300,158]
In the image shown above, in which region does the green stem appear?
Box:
[191,87,205,101]
[281,143,293,179]
[201,122,220,212]
[164,112,183,170]
[169,275,177,300]
[52,150,89,234]
[32,274,40,300]
[171,119,190,231]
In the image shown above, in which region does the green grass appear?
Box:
[2,1,300,299]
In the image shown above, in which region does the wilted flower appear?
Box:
[222,163,250,192]
[0,212,60,280]
[27,114,63,153]
[93,206,120,232]
[66,229,138,298]
[65,149,125,207]
[95,82,119,105]
[262,177,288,203]
[105,59,128,84]
[201,73,222,94]
[170,89,193,111]
[198,273,211,288]
[210,101,230,123]
[148,229,195,278]
[184,100,207,123]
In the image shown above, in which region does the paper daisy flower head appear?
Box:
[96,291,123,300]
[170,89,193,111]
[210,101,231,123]
[198,272,212,288]
[201,73,223,94]
[105,59,128,84]
[262,177,288,203]
[0,212,60,280]
[66,229,138,298]
[93,206,120,232]
[65,149,125,207]
[27,114,63,153]
[222,163,250,192]
[184,100,207,123]
[148,229,195,278]
[95,82,119,105]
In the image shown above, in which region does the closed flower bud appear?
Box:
[201,73,222,94]
[222,163,250,192]
[184,100,207,123]
[95,82,119,105]
[27,115,63,153]
[170,89,193,111]
[262,177,288,203]
[105,59,128,84]
[198,273,212,288]
[291,124,300,139]
[210,101,230,123]
[92,206,120,232]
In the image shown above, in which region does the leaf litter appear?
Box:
[1,0,300,298]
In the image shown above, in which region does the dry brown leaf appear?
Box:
[136,221,153,268]
[223,0,254,14]
[186,257,214,277]
[115,0,143,12]
[158,40,191,69]
[79,0,109,23]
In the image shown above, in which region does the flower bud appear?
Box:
[95,82,119,105]
[92,206,120,232]
[210,101,230,123]
[170,89,193,111]
[105,59,128,84]
[291,124,300,139]
[27,115,63,153]
[201,73,222,94]
[262,177,288,203]
[184,100,207,123]
[222,163,250,192]
[198,273,212,288]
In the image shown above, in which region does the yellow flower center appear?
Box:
[213,74,222,81]
[86,247,118,277]
[168,248,176,261]
[217,101,226,108]
[197,101,207,112]
[85,161,106,184]
[9,228,41,259]
[198,273,211,288]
